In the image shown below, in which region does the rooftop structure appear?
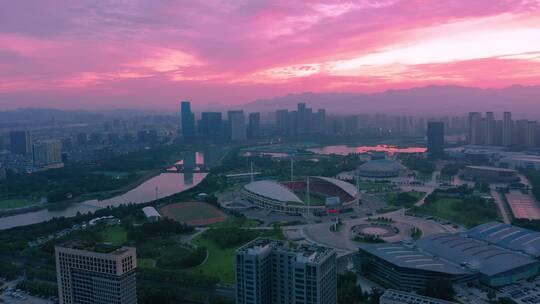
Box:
[415,233,538,286]
[460,165,520,183]
[242,176,359,215]
[467,222,540,258]
[357,159,408,178]
[142,206,161,222]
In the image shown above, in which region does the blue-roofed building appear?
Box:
[467,222,540,258]
[357,243,476,291]
[416,233,539,287]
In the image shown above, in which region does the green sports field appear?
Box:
[160,202,228,226]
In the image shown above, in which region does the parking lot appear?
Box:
[500,278,540,304]
[0,289,56,304]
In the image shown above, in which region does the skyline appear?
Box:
[1,0,540,110]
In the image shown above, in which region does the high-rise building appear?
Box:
[236,238,337,304]
[527,121,537,147]
[297,102,312,135]
[76,133,88,146]
[181,101,196,139]
[468,112,482,145]
[247,112,261,140]
[503,111,513,146]
[199,112,223,138]
[485,112,495,146]
[55,241,137,304]
[230,111,247,141]
[516,119,529,146]
[9,130,32,156]
[315,109,326,134]
[427,121,445,158]
[275,110,289,136]
[0,163,6,180]
[33,140,63,168]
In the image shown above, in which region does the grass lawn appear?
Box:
[410,197,498,228]
[137,258,156,269]
[191,228,284,283]
[101,226,128,246]
[0,199,36,210]
[191,234,236,284]
[383,191,426,208]
[210,217,262,228]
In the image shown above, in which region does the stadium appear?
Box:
[242,176,359,215]
[357,159,409,178]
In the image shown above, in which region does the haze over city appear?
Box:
[1,0,540,110]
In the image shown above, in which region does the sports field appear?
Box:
[160,202,228,226]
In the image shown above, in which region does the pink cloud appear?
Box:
[0,0,539,109]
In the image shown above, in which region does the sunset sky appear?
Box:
[1,0,540,110]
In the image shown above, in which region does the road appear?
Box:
[491,189,511,224]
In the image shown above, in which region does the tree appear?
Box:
[487,290,497,300]
[419,279,455,301]
[337,272,364,304]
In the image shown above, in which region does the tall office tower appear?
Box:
[180,101,196,138]
[316,109,326,134]
[344,115,359,135]
[503,111,513,146]
[275,110,289,136]
[33,140,63,168]
[297,102,312,135]
[427,121,445,158]
[516,119,529,146]
[9,130,32,155]
[485,112,495,145]
[227,110,244,139]
[467,112,482,145]
[527,121,537,147]
[199,112,223,138]
[76,133,88,146]
[236,239,337,304]
[55,242,137,304]
[230,111,247,141]
[494,120,504,146]
[247,112,261,140]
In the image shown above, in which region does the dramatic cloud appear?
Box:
[0,0,539,109]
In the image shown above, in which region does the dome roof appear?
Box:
[358,159,407,172]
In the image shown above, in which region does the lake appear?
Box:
[307,144,426,155]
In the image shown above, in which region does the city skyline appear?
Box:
[0,1,539,110]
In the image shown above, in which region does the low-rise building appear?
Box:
[460,165,520,183]
[142,206,161,222]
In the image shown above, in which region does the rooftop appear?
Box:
[244,180,302,203]
[465,166,518,173]
[58,240,132,255]
[358,159,407,172]
[415,233,537,276]
[360,243,472,275]
[467,222,540,257]
[381,289,458,304]
[237,238,335,264]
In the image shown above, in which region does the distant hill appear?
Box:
[239,85,540,118]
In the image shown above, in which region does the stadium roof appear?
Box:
[467,222,540,257]
[312,176,358,197]
[415,233,537,277]
[360,243,472,275]
[244,180,303,203]
[358,159,407,172]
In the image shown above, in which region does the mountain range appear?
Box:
[238,85,540,118]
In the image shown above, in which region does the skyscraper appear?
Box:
[503,111,513,146]
[275,110,289,136]
[33,139,63,169]
[297,102,312,135]
[230,111,247,141]
[199,112,223,139]
[427,121,445,159]
[181,101,196,139]
[247,112,261,140]
[9,130,32,156]
[55,241,137,304]
[485,112,495,146]
[236,238,337,304]
[468,112,482,145]
[527,121,537,147]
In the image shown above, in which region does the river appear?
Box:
[0,172,207,230]
[307,144,426,155]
